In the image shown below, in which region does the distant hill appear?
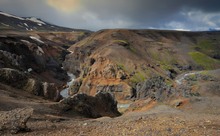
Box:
[63,29,220,102]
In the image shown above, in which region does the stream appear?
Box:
[175,71,202,85]
[60,72,75,98]
[117,103,131,109]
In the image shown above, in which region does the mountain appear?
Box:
[0,11,88,32]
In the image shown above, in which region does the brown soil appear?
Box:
[1,83,220,136]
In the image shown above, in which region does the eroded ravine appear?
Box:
[60,72,75,98]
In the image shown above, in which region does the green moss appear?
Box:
[150,51,160,60]
[194,40,220,58]
[113,40,128,44]
[189,52,220,69]
[130,71,145,84]
[149,49,178,67]
[161,63,173,71]
[113,40,138,54]
[187,74,197,81]
[159,61,176,71]
[117,63,125,71]
[196,40,216,50]
[165,79,173,86]
[200,70,209,75]
[127,45,137,54]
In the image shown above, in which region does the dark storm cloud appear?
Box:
[0,0,220,30]
[81,0,220,29]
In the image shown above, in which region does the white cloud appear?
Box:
[81,12,134,30]
[184,10,220,30]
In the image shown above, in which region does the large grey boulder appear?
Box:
[59,92,121,118]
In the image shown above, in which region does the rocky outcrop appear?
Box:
[59,92,121,118]
[0,108,33,134]
[68,78,82,96]
[42,82,62,101]
[175,72,220,97]
[96,84,124,93]
[0,36,69,82]
[0,68,28,87]
[65,52,130,100]
[0,50,23,68]
[135,76,171,100]
[0,68,61,101]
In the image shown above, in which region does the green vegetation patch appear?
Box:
[113,40,128,45]
[117,63,126,71]
[189,51,220,70]
[194,40,220,58]
[130,71,146,84]
[113,40,138,54]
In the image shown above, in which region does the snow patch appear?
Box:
[30,36,44,44]
[67,49,73,54]
[17,24,23,27]
[24,23,28,27]
[37,46,44,54]
[1,23,9,27]
[20,40,30,44]
[0,35,7,38]
[0,12,24,20]
[26,17,46,25]
[28,68,33,73]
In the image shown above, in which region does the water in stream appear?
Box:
[60,72,75,98]
[175,71,202,85]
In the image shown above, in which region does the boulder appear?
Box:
[60,92,121,118]
[0,108,33,134]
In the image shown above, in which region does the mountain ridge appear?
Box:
[0,11,90,32]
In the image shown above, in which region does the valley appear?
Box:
[0,12,220,136]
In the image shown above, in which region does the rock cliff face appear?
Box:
[0,27,90,101]
[0,68,61,101]
[64,29,220,102]
[0,31,89,83]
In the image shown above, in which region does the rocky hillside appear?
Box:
[0,12,91,101]
[64,29,220,102]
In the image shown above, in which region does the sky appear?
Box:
[0,0,220,31]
